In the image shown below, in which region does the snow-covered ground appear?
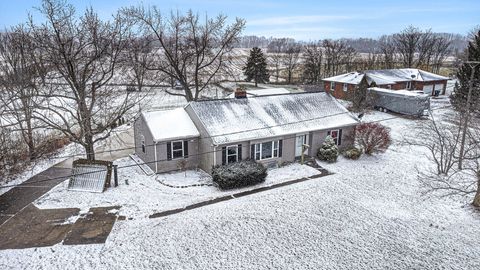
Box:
[34,160,321,219]
[1,98,480,269]
[0,142,83,195]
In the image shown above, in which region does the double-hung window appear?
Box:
[226,145,238,164]
[327,129,342,146]
[252,140,282,161]
[167,140,189,160]
[222,144,242,165]
[406,81,412,90]
[171,141,184,159]
[343,83,348,92]
[330,81,335,90]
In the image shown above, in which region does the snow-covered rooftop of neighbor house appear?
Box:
[365,68,449,83]
[324,69,449,85]
[188,92,359,145]
[368,87,429,97]
[142,108,199,142]
[227,88,290,98]
[322,72,365,84]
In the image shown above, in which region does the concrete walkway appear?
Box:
[0,127,134,226]
[0,167,71,225]
[0,205,119,250]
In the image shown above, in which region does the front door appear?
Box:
[295,134,309,157]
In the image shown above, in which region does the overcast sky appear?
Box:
[1,0,479,40]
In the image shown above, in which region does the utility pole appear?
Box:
[458,61,480,169]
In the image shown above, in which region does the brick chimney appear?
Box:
[234,88,247,99]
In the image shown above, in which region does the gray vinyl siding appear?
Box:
[154,138,199,173]
[134,115,156,172]
[137,105,357,174]
[213,126,356,169]
[310,126,356,154]
[135,112,200,173]
[185,105,216,173]
[214,141,250,167]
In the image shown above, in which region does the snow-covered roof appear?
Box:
[368,87,429,97]
[227,88,290,98]
[188,92,359,145]
[323,69,448,85]
[322,72,365,84]
[142,108,199,142]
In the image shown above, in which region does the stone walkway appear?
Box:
[0,205,119,250]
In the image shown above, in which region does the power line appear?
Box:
[0,104,452,190]
[6,98,354,162]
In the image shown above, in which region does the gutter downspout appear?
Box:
[154,142,158,173]
[213,145,217,167]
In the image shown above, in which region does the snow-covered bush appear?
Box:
[212,160,267,189]
[317,136,339,163]
[355,123,391,155]
[343,147,362,160]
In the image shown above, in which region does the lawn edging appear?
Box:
[149,167,331,219]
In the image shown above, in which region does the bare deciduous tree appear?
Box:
[269,53,283,83]
[302,42,323,84]
[322,40,357,77]
[431,35,453,73]
[123,7,245,101]
[0,25,45,160]
[379,35,396,69]
[29,0,141,160]
[416,29,436,68]
[282,44,301,84]
[394,26,422,68]
[123,36,153,92]
[411,113,480,207]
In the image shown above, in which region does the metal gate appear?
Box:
[68,159,113,193]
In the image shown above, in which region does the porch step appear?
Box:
[129,154,155,176]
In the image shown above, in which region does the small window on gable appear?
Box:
[343,83,348,92]
[141,135,146,153]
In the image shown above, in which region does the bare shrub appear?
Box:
[355,123,391,155]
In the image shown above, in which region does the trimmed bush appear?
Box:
[317,136,339,163]
[212,159,267,189]
[343,147,362,160]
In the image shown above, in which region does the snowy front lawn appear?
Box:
[34,160,322,219]
[4,98,480,269]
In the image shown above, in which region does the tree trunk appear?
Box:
[84,135,95,161]
[255,80,258,87]
[25,115,35,161]
[473,172,480,207]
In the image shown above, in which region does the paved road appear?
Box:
[0,167,71,225]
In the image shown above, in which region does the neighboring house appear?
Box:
[322,68,449,99]
[134,92,360,174]
[226,88,290,98]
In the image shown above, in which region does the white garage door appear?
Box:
[423,85,433,95]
